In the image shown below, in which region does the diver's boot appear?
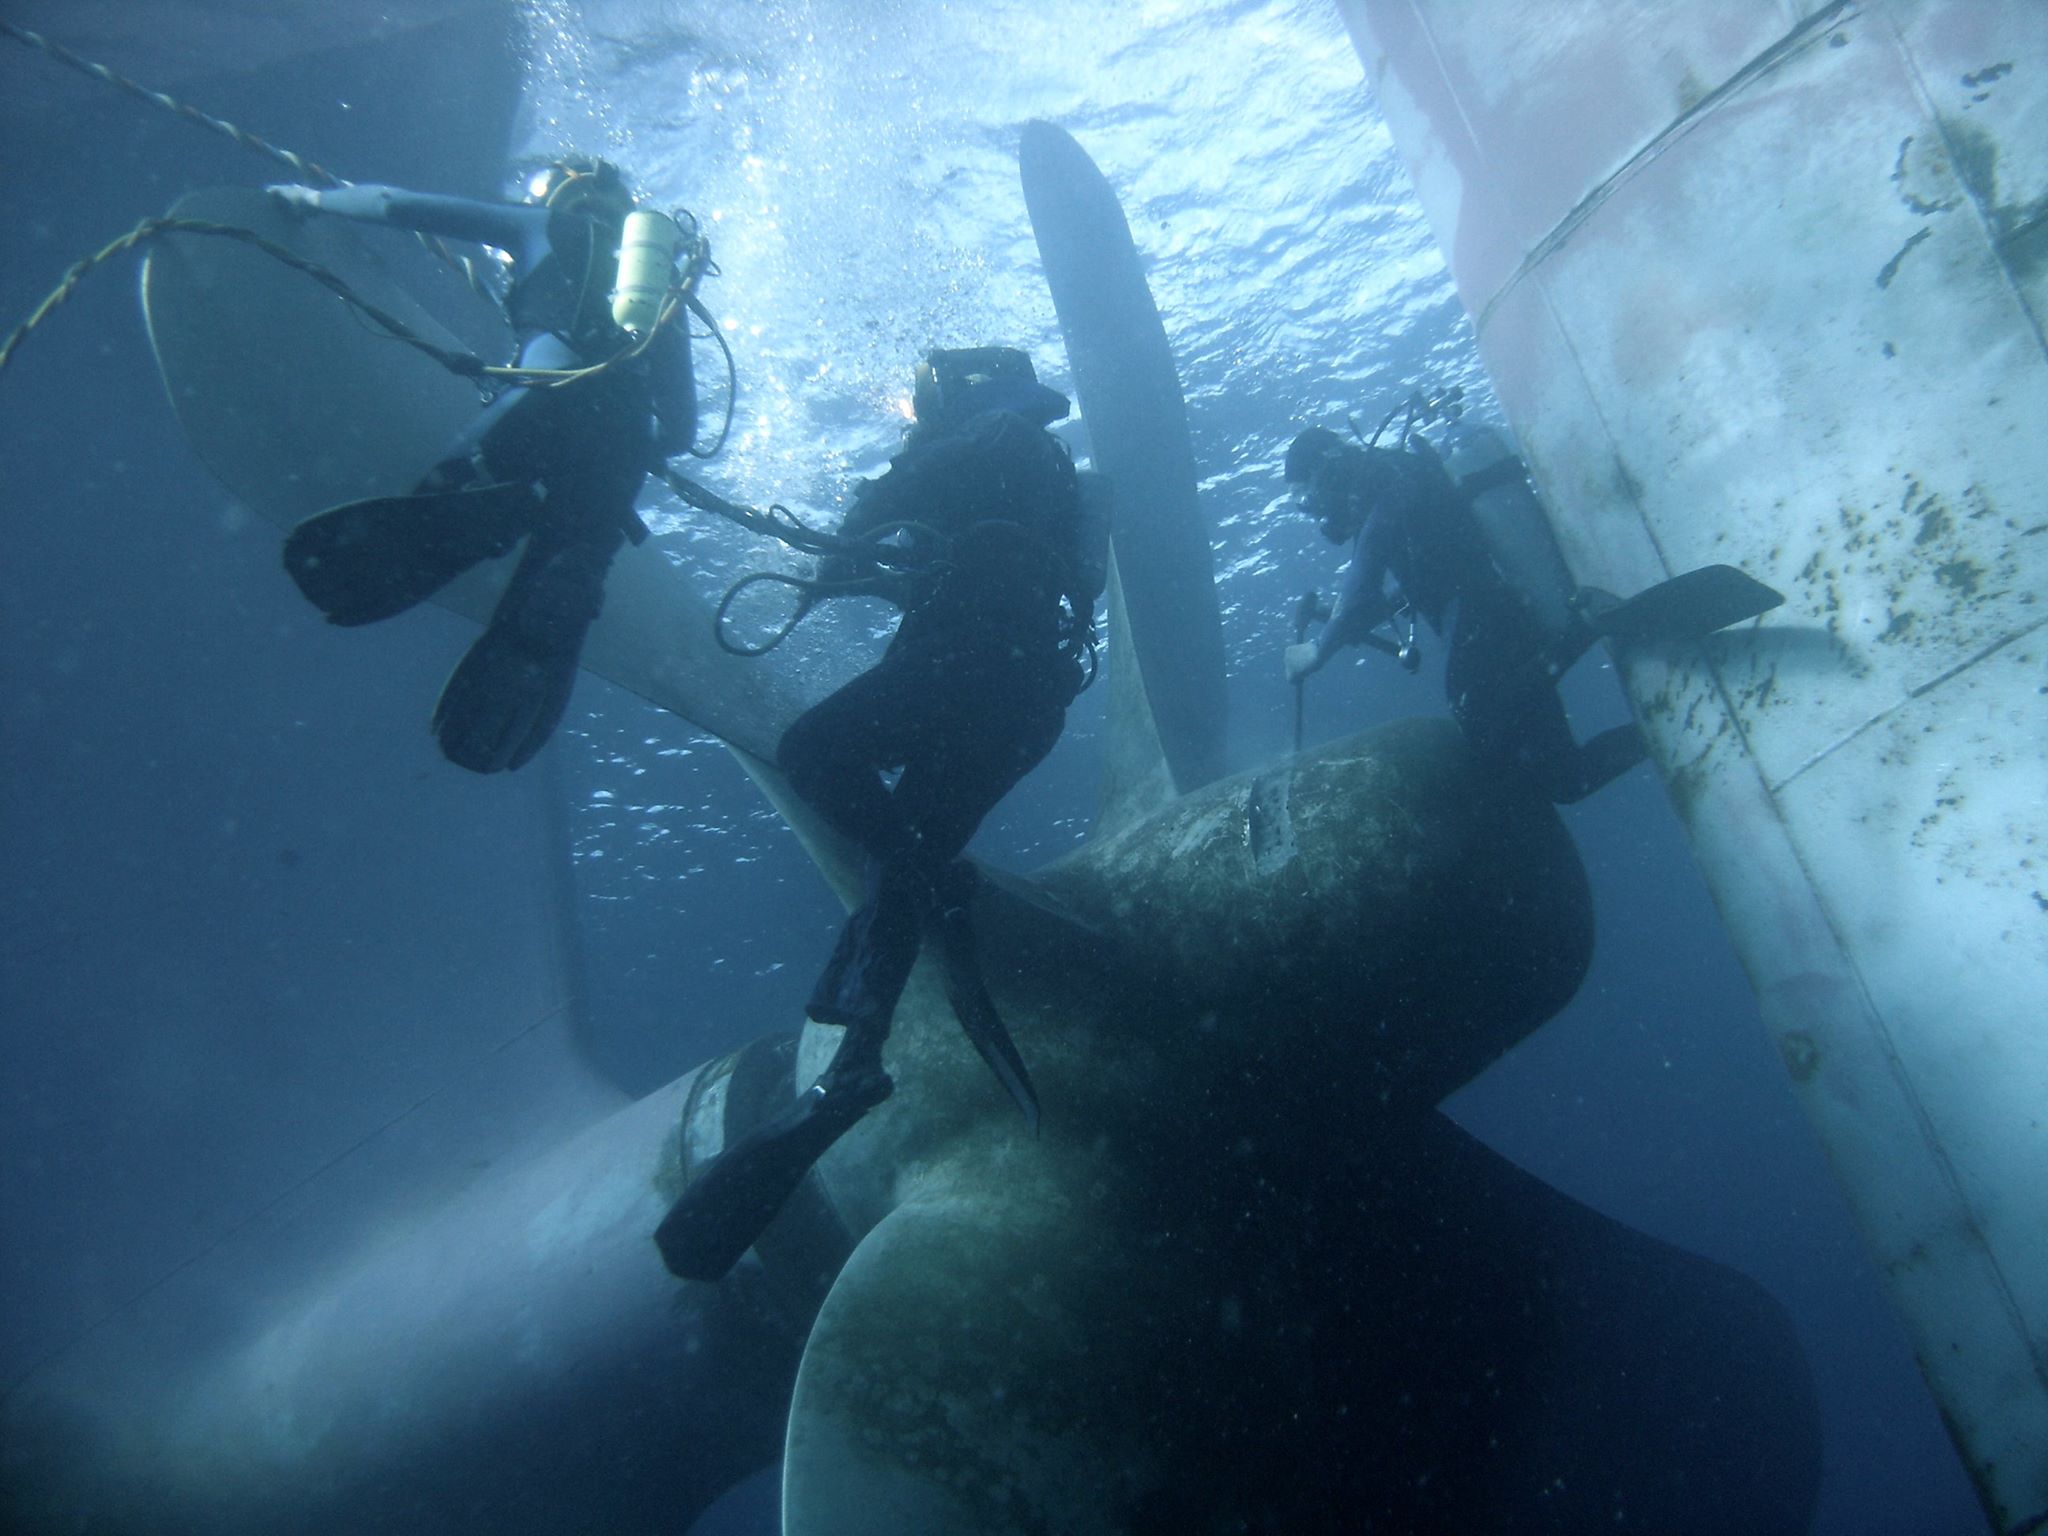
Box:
[655,1033,893,1282]
[1574,564,1784,645]
[433,523,622,773]
[927,863,1040,1132]
[654,860,932,1281]
[284,479,543,626]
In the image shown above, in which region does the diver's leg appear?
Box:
[443,369,660,771]
[805,863,929,1033]
[793,652,1063,1061]
[691,861,917,1287]
[778,650,942,1048]
[907,705,1061,1132]
[662,661,936,1283]
[1451,602,1647,803]
[415,382,527,491]
[886,664,1067,870]
[660,672,1063,1281]
[1442,590,1522,759]
[808,661,1062,1048]
[889,670,1068,1126]
[776,653,930,867]
[1531,611,1603,681]
[1447,593,1582,802]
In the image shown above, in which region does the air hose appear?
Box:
[0,218,491,379]
[679,475,1099,687]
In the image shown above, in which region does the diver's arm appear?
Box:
[1296,524,1400,675]
[1319,586,1402,659]
[811,476,904,591]
[828,473,901,548]
[271,184,548,255]
[815,439,970,600]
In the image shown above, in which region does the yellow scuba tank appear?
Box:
[611,209,681,336]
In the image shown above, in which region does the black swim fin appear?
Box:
[432,622,581,773]
[1576,564,1784,644]
[431,523,622,774]
[930,897,1040,1135]
[655,1056,892,1282]
[283,480,543,627]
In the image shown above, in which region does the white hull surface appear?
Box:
[1337,3,2047,1527]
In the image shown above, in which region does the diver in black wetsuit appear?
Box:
[656,346,1098,1282]
[267,156,700,773]
[1282,424,1781,804]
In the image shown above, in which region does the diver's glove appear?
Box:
[1284,641,1323,683]
[267,183,403,222]
[265,184,322,216]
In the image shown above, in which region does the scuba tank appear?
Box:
[611,209,681,336]
[1430,415,1579,646]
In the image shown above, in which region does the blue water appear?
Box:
[0,2,1991,1532]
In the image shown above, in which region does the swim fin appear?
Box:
[930,888,1041,1135]
[283,479,543,627]
[1575,564,1784,644]
[432,622,582,773]
[655,1054,892,1282]
[431,523,622,774]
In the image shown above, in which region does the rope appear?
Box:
[2,21,342,185]
[712,571,888,657]
[1,20,505,311]
[656,466,946,654]
[657,467,867,556]
[0,217,489,380]
[673,467,1096,679]
[0,214,705,397]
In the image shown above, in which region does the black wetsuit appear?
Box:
[1310,443,1642,804]
[778,408,1088,1048]
[290,184,695,772]
[649,406,1090,1282]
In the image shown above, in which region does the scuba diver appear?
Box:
[1283,420,1781,804]
[657,346,1100,1282]
[265,156,701,773]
